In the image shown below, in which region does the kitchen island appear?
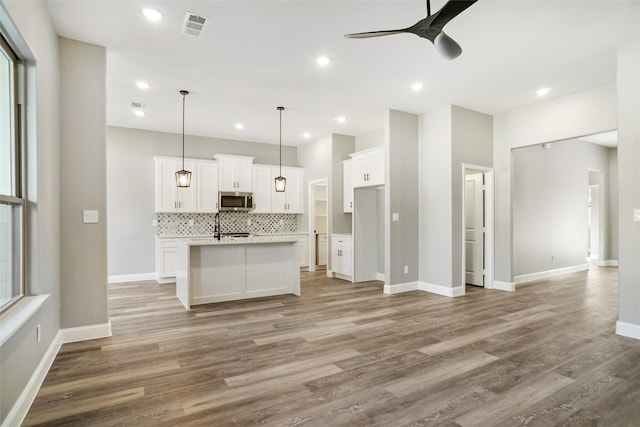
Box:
[175,236,300,310]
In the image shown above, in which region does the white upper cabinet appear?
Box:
[343,159,353,213]
[272,166,303,213]
[215,154,254,192]
[252,164,273,213]
[351,146,384,188]
[155,157,197,212]
[196,160,219,213]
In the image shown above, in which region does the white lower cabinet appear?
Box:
[156,237,177,282]
[332,234,352,280]
[317,233,328,266]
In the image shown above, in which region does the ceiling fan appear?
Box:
[345,0,478,60]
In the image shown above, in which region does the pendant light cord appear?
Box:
[426,0,431,16]
[182,91,186,170]
[278,106,284,176]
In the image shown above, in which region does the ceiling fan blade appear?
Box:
[345,29,409,39]
[434,31,462,60]
[429,0,478,32]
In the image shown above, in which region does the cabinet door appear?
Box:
[331,244,343,274]
[177,159,197,212]
[284,167,303,213]
[368,148,385,186]
[351,154,369,188]
[155,158,178,212]
[235,157,253,192]
[218,158,238,191]
[318,235,328,265]
[341,243,352,276]
[271,167,287,213]
[156,238,177,278]
[343,159,353,213]
[298,236,308,267]
[252,165,273,213]
[196,161,218,213]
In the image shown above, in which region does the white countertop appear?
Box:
[179,235,300,246]
[157,232,308,239]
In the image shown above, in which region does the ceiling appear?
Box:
[44,1,640,147]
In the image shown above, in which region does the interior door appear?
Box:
[465,173,484,286]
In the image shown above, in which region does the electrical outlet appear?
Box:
[404,265,408,274]
[152,219,158,227]
[188,220,194,226]
[36,324,41,344]
[392,213,400,222]
[247,219,252,226]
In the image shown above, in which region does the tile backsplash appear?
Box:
[156,212,299,236]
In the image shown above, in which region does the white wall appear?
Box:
[59,37,108,329]
[419,106,453,287]
[107,126,299,276]
[493,84,618,283]
[512,140,612,277]
[616,39,640,334]
[0,1,60,423]
[386,110,419,286]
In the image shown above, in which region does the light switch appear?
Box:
[392,213,399,222]
[634,209,640,222]
[83,210,99,224]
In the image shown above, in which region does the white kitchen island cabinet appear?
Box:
[176,237,300,310]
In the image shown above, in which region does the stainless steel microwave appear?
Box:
[219,192,253,212]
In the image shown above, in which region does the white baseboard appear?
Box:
[383,281,418,294]
[157,277,176,285]
[326,269,333,278]
[3,321,113,427]
[376,272,385,281]
[1,331,63,427]
[597,260,619,267]
[108,273,157,284]
[419,282,465,297]
[58,321,112,344]
[494,281,516,292]
[514,263,590,285]
[616,321,640,340]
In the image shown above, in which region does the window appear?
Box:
[0,33,25,312]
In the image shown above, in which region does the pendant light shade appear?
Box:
[275,106,286,192]
[176,90,192,188]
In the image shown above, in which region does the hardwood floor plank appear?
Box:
[22,267,640,426]
[454,372,575,426]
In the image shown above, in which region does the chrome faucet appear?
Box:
[214,213,221,240]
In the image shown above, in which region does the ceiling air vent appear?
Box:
[181,12,208,37]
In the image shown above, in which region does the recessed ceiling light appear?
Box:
[133,109,145,117]
[303,132,311,139]
[143,8,162,21]
[536,87,551,97]
[136,81,150,90]
[316,56,331,67]
[335,116,346,123]
[235,123,244,130]
[411,82,424,92]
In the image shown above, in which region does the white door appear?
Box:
[465,173,484,286]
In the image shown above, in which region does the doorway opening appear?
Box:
[308,179,328,272]
[462,165,494,290]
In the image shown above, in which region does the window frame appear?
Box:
[0,31,27,313]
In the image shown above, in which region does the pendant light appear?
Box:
[175,90,192,187]
[274,106,286,192]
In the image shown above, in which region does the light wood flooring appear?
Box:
[24,267,640,426]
